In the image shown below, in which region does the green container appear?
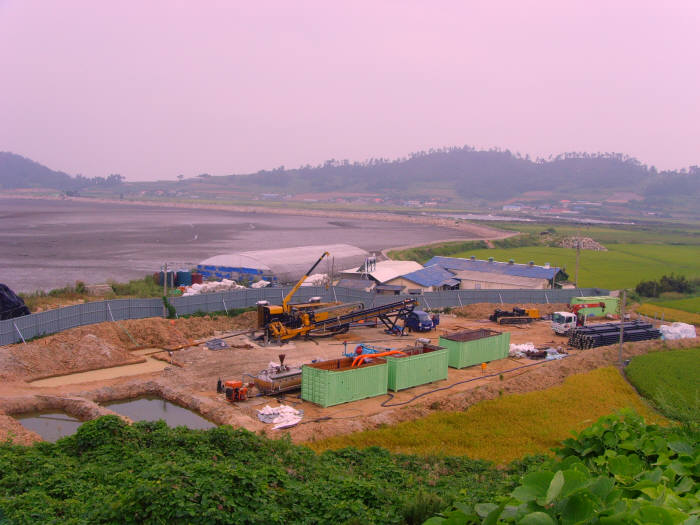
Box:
[301,357,388,407]
[439,329,510,369]
[386,344,448,392]
[570,296,619,318]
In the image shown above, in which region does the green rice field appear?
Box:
[652,296,700,314]
[449,244,699,289]
[625,347,700,423]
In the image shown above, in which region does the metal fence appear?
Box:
[0,286,607,346]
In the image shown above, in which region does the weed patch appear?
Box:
[309,367,666,463]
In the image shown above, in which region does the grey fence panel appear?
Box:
[0,287,609,346]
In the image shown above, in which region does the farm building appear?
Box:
[424,256,563,289]
[382,265,460,294]
[197,244,368,284]
[338,260,423,287]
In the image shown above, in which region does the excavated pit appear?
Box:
[15,411,82,442]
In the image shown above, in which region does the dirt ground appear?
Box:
[0,306,696,446]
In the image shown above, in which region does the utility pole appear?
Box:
[618,290,626,368]
[162,262,168,317]
[575,239,580,288]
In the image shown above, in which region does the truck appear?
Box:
[551,298,618,335]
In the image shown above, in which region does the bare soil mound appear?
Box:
[453,302,569,319]
[0,312,257,381]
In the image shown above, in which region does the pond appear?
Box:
[103,396,216,430]
[16,412,83,442]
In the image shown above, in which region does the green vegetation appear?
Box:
[481,221,700,245]
[636,303,700,325]
[0,417,522,524]
[635,273,697,298]
[625,348,700,423]
[311,367,666,463]
[447,244,698,289]
[652,296,700,314]
[20,276,169,312]
[388,240,488,263]
[427,412,699,524]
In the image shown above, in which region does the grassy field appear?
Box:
[475,221,700,245]
[636,304,700,325]
[441,244,698,289]
[652,295,700,313]
[309,367,666,464]
[625,347,700,423]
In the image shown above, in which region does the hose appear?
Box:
[379,356,567,407]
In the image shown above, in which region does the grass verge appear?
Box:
[308,367,666,464]
[625,347,700,423]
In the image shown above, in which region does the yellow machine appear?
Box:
[257,252,347,341]
[256,251,417,341]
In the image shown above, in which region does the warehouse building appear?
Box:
[197,244,369,284]
[424,256,563,289]
[338,260,423,288]
[382,265,460,294]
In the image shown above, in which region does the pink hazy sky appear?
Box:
[1,1,698,181]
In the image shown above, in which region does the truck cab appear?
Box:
[404,310,434,332]
[551,311,577,335]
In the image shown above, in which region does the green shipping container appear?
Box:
[385,344,448,392]
[439,329,510,369]
[570,296,619,318]
[301,357,388,407]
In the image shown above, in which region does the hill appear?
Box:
[0,152,123,191]
[227,147,700,204]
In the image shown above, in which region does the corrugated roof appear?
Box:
[425,256,560,280]
[400,265,460,288]
[449,269,550,287]
[341,260,423,284]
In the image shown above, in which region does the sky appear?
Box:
[0,1,698,181]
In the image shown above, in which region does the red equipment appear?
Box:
[223,380,253,402]
[570,302,606,326]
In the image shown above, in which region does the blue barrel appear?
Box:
[159,271,176,287]
[176,270,192,286]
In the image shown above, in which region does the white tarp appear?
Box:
[257,404,303,430]
[660,322,697,340]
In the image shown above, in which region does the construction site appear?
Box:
[1,244,696,447]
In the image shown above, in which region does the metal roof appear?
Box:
[449,269,550,287]
[425,256,561,280]
[340,260,423,284]
[400,265,461,288]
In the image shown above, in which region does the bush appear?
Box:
[635,273,695,297]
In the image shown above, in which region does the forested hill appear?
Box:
[2,147,698,205]
[0,152,123,191]
[231,147,699,201]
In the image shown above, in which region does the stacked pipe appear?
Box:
[568,321,661,349]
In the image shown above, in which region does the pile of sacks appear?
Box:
[509,342,566,360]
[660,322,696,340]
[257,404,303,430]
[182,279,247,296]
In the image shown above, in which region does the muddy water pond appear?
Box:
[17,412,83,442]
[103,397,216,430]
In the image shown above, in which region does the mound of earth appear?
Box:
[0,312,257,381]
[0,332,137,381]
[453,302,569,319]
